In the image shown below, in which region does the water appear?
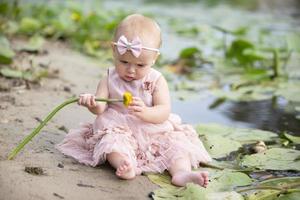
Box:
[173,96,300,135]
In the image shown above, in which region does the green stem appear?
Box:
[7,97,122,160]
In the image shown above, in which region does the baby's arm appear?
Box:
[79,76,109,115]
[129,76,171,123]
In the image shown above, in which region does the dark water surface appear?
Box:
[172,95,300,135]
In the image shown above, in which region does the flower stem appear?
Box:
[7,97,122,160]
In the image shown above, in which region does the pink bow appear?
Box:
[115,35,142,57]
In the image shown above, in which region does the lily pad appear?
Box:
[284,133,300,144]
[260,177,300,187]
[275,82,300,102]
[196,123,277,144]
[200,134,242,158]
[240,148,300,170]
[207,169,253,191]
[245,190,287,200]
[238,177,300,200]
[211,85,275,102]
[148,169,251,200]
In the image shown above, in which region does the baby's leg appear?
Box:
[107,152,136,180]
[168,156,209,187]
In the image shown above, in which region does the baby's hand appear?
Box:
[78,93,97,109]
[128,97,147,118]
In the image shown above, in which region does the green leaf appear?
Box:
[239,177,300,200]
[201,134,242,158]
[176,26,199,37]
[148,169,251,200]
[245,190,283,200]
[227,39,254,56]
[226,39,267,66]
[179,47,201,59]
[284,133,300,144]
[0,67,23,78]
[275,82,300,102]
[277,192,300,200]
[260,177,300,188]
[208,169,253,191]
[19,35,45,53]
[286,33,300,52]
[19,17,42,35]
[240,148,300,170]
[147,173,177,190]
[0,35,15,64]
[206,191,244,200]
[196,124,277,144]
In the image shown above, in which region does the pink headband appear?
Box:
[113,35,160,57]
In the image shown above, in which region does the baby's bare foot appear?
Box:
[171,170,209,187]
[116,160,136,180]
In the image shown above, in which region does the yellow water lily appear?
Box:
[123,92,133,107]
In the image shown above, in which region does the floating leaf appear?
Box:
[259,177,300,188]
[206,191,244,200]
[177,47,203,68]
[148,169,251,200]
[201,134,242,158]
[176,26,199,37]
[238,177,300,200]
[207,169,253,191]
[286,33,300,52]
[196,124,277,144]
[180,47,200,59]
[240,148,300,170]
[284,133,300,144]
[275,82,300,102]
[245,190,284,200]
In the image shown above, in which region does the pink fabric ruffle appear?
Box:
[56,108,212,174]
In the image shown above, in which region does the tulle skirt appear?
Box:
[56,108,211,174]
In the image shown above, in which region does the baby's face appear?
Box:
[113,47,158,82]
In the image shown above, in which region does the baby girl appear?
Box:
[57,14,211,187]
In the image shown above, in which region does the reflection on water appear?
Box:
[173,95,300,136]
[221,98,300,136]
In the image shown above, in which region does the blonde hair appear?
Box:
[113,14,162,48]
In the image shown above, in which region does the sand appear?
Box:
[0,40,158,200]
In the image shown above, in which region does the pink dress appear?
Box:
[56,67,211,174]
